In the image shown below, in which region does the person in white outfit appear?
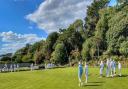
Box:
[17,64,19,71]
[10,64,13,72]
[118,61,122,76]
[31,63,34,71]
[113,60,116,76]
[4,64,8,71]
[99,61,104,78]
[14,64,16,72]
[110,59,114,77]
[106,58,110,77]
[84,62,88,83]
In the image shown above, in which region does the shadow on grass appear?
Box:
[89,81,105,83]
[117,75,128,77]
[82,82,103,87]
[83,84,101,87]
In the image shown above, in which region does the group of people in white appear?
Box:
[0,64,19,72]
[78,58,122,86]
[0,63,37,72]
[0,63,55,72]
[100,58,122,78]
[45,63,55,69]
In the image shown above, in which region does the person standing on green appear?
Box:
[78,61,83,86]
[84,62,88,83]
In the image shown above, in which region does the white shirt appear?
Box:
[85,64,88,75]
[106,59,110,67]
[110,61,113,68]
[118,63,121,69]
[100,63,104,69]
[85,65,88,70]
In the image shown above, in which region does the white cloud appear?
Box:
[0,43,25,55]
[26,0,93,33]
[0,31,25,42]
[0,31,44,43]
[0,31,45,55]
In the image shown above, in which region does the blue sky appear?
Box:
[0,0,47,37]
[109,0,117,6]
[0,0,116,55]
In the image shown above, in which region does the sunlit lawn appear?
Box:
[0,67,127,89]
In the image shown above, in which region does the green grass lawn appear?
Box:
[0,67,127,89]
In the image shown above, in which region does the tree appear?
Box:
[50,43,68,64]
[43,32,59,60]
[59,28,66,34]
[95,8,113,52]
[22,54,32,62]
[68,32,83,50]
[84,0,109,37]
[119,41,128,57]
[82,36,102,61]
[106,6,128,55]
[82,39,91,61]
[29,40,45,52]
[1,57,11,62]
[70,49,81,61]
[33,51,44,64]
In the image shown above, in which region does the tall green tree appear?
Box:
[119,41,128,57]
[34,50,44,64]
[84,0,109,37]
[43,32,59,60]
[106,6,128,55]
[51,43,68,64]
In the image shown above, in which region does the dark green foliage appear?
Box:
[43,32,59,60]
[84,0,109,37]
[34,51,44,64]
[119,41,128,57]
[51,43,68,64]
[106,5,128,55]
[1,57,11,62]
[82,37,102,61]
